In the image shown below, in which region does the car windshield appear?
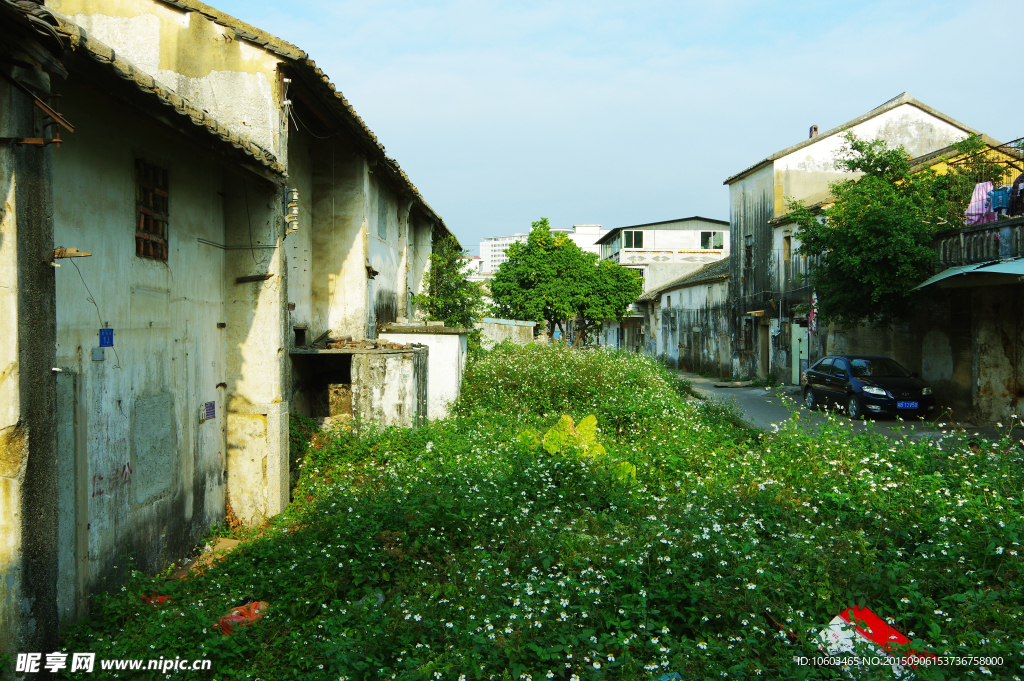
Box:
[849,358,912,378]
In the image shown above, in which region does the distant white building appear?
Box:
[479,224,608,274]
[480,233,528,273]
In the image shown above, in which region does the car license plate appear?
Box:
[897,401,918,409]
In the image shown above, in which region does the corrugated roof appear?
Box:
[723,93,980,186]
[638,257,730,301]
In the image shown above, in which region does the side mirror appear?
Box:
[834,371,847,380]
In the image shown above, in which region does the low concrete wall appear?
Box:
[476,318,536,347]
[381,326,467,420]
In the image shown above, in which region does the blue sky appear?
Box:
[216,0,1023,253]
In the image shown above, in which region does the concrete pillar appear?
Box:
[0,63,60,658]
[222,171,289,526]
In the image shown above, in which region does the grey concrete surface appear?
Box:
[678,371,1021,443]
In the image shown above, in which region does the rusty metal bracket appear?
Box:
[0,71,74,133]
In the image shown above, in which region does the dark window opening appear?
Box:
[701,231,724,249]
[623,230,644,249]
[136,160,168,261]
[294,327,307,347]
[744,234,753,269]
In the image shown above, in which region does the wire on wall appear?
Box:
[69,257,122,369]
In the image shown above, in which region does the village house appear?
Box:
[638,257,731,375]
[1,0,452,658]
[595,216,728,351]
[723,93,978,382]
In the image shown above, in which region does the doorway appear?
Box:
[791,323,809,385]
[758,324,769,378]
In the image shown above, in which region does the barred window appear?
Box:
[136,160,168,261]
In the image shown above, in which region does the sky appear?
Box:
[215,0,1024,254]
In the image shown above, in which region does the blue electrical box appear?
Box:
[99,329,113,347]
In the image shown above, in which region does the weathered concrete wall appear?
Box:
[476,318,535,347]
[407,216,432,320]
[351,349,427,427]
[380,329,467,420]
[48,0,287,156]
[52,77,232,599]
[644,279,731,376]
[222,170,288,527]
[367,176,402,335]
[310,136,368,341]
[840,283,1023,424]
[285,124,314,339]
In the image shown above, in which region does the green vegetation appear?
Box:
[787,133,1008,328]
[58,344,1023,679]
[413,233,485,329]
[490,219,643,344]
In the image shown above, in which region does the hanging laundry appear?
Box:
[965,181,997,225]
[1011,173,1024,217]
[988,185,1012,213]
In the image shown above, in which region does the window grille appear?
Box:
[135,160,168,261]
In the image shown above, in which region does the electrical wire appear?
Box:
[288,102,335,140]
[70,257,122,369]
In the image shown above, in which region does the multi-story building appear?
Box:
[595,217,728,350]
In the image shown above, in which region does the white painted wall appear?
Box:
[380,330,467,420]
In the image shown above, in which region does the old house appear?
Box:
[638,257,731,374]
[724,93,978,381]
[2,0,451,659]
[595,216,728,350]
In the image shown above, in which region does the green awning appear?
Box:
[976,259,1024,276]
[912,262,989,290]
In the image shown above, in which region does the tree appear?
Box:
[490,218,643,344]
[413,233,485,328]
[787,133,1006,328]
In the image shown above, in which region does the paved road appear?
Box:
[678,371,1018,442]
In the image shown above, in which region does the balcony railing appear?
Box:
[934,217,1024,267]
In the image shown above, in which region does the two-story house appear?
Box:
[595,217,728,350]
[724,92,978,381]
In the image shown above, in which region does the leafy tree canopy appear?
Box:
[787,133,1006,328]
[413,233,485,328]
[490,218,643,343]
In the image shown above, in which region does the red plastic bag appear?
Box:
[216,600,270,635]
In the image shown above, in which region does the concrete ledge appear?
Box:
[380,325,469,335]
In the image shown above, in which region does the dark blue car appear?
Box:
[801,355,935,419]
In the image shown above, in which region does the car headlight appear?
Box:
[921,387,933,395]
[862,386,887,396]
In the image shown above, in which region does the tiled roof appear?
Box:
[638,256,730,301]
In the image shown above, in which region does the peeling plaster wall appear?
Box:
[407,216,432,320]
[379,331,466,421]
[310,137,367,341]
[350,350,427,427]
[645,279,731,375]
[51,78,231,597]
[48,0,285,155]
[367,176,402,335]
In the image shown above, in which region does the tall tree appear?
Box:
[490,218,642,344]
[413,233,485,328]
[787,133,1007,328]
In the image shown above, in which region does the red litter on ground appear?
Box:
[140,592,171,608]
[217,600,270,635]
[817,605,935,676]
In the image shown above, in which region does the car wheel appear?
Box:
[803,387,817,411]
[848,394,863,420]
